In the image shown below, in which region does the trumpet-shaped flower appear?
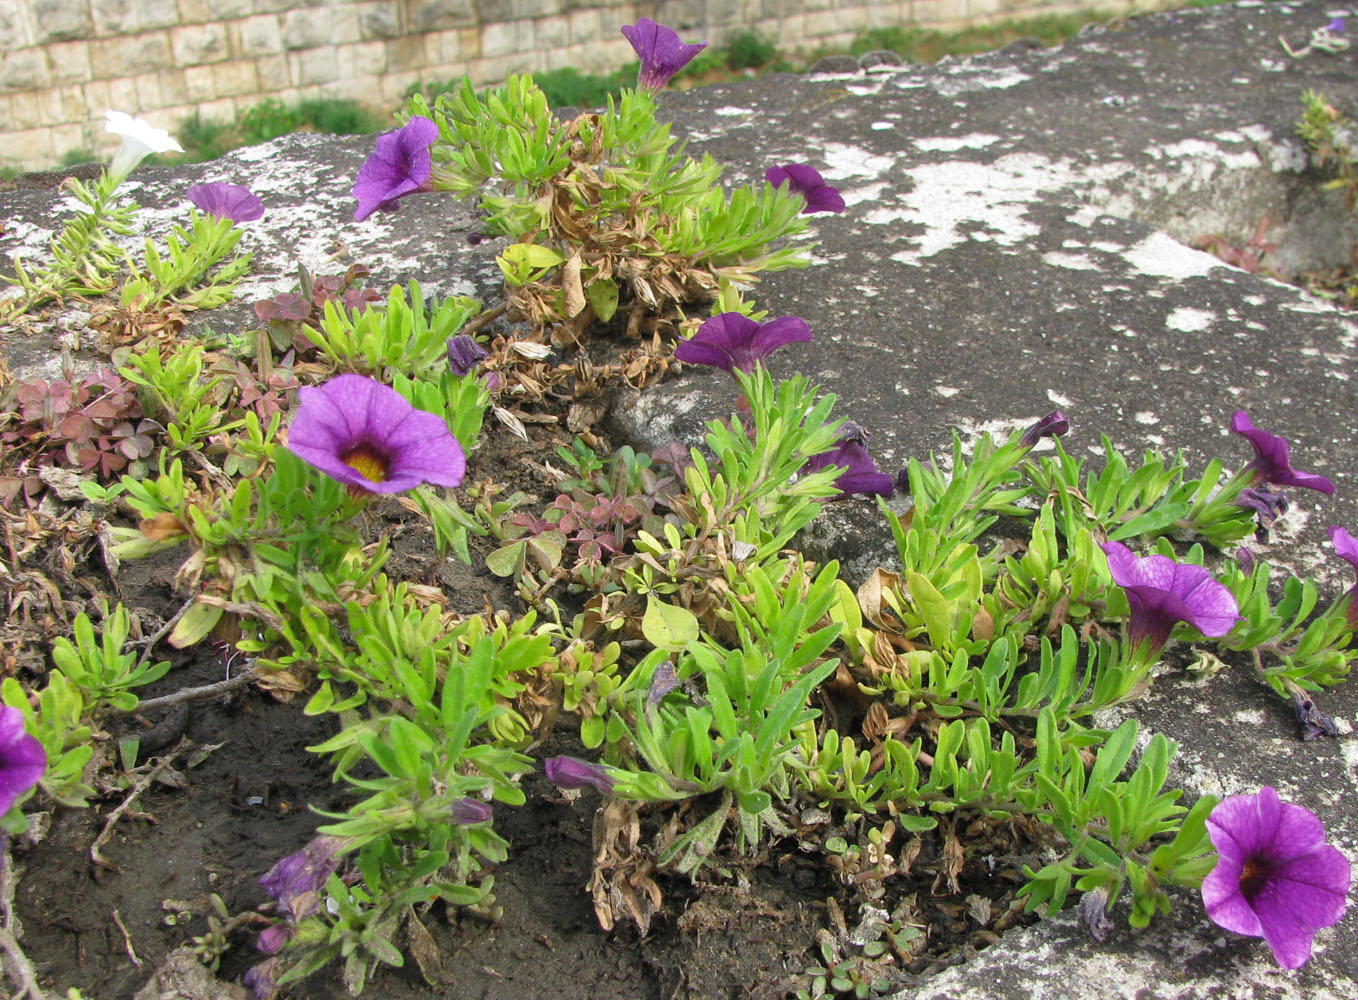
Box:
[673,312,812,373]
[446,334,489,376]
[450,798,493,824]
[0,706,45,816]
[1230,411,1334,494]
[352,116,438,222]
[1100,542,1240,651]
[803,439,894,497]
[1202,786,1350,969]
[621,18,707,91]
[766,163,845,214]
[259,835,347,924]
[1020,409,1069,448]
[185,182,264,223]
[105,110,183,186]
[1329,525,1358,628]
[286,374,465,494]
[544,756,614,794]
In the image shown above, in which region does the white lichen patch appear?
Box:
[934,385,961,398]
[713,106,754,117]
[1134,411,1159,425]
[1166,307,1216,332]
[913,133,1002,152]
[842,181,889,207]
[1122,232,1222,280]
[874,152,1082,264]
[818,142,895,179]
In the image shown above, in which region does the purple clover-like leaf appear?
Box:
[803,439,894,498]
[766,163,845,214]
[1019,410,1069,448]
[1100,542,1241,652]
[673,312,812,374]
[0,706,44,816]
[1202,786,1351,968]
[185,182,264,222]
[286,374,466,494]
[352,116,438,222]
[1230,411,1335,494]
[544,756,614,794]
[621,18,707,91]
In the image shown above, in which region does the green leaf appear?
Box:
[168,601,223,649]
[585,277,619,322]
[641,597,699,651]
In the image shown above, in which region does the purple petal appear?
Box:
[544,755,614,794]
[674,312,812,373]
[766,162,845,214]
[1020,410,1070,448]
[286,374,465,493]
[0,705,45,815]
[621,18,706,91]
[449,798,493,824]
[1230,411,1334,494]
[1101,542,1240,649]
[185,182,264,222]
[353,116,438,222]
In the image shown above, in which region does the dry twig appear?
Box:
[90,740,188,872]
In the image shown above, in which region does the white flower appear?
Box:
[105,110,183,186]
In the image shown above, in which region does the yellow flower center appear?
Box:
[341,444,388,484]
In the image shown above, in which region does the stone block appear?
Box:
[2,127,57,171]
[195,95,237,125]
[281,8,331,50]
[651,0,703,31]
[407,0,476,32]
[468,53,534,87]
[0,1,29,49]
[106,75,140,112]
[60,83,91,120]
[533,14,569,49]
[567,9,600,45]
[81,80,112,115]
[139,0,181,29]
[330,6,363,45]
[292,47,338,86]
[254,53,291,90]
[133,72,162,109]
[386,36,426,72]
[481,20,534,59]
[358,1,400,40]
[379,69,423,106]
[172,24,230,65]
[181,63,216,102]
[92,0,137,34]
[208,0,254,17]
[32,0,91,43]
[46,42,92,86]
[90,34,172,79]
[346,40,388,76]
[1,49,51,93]
[176,0,209,22]
[212,59,259,97]
[160,68,188,104]
[237,15,283,55]
[479,0,562,19]
[427,29,468,65]
[6,92,43,131]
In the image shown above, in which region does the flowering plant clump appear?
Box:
[4,21,1358,1000]
[1202,787,1350,968]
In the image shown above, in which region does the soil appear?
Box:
[2,285,1038,1000]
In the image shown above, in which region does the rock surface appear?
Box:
[3,2,1358,997]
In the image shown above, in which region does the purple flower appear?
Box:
[185,182,264,223]
[803,439,894,497]
[446,335,488,376]
[449,798,493,824]
[259,835,346,923]
[673,312,812,373]
[544,756,614,794]
[1230,412,1335,494]
[243,957,282,999]
[0,706,45,816]
[1325,17,1346,34]
[1100,542,1241,651]
[286,374,466,494]
[352,116,438,222]
[1291,690,1338,741]
[1236,486,1289,542]
[1202,787,1350,969]
[621,18,707,91]
[1019,410,1069,448]
[1077,887,1112,943]
[1235,546,1256,575]
[765,163,845,214]
[1329,525,1358,628]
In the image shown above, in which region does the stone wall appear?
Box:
[0,0,1153,171]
